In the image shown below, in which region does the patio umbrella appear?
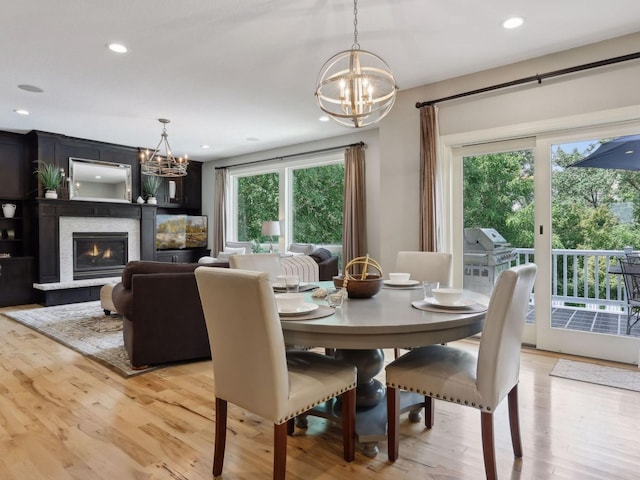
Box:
[568,134,640,171]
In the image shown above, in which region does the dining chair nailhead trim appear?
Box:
[386,385,494,411]
[278,382,357,423]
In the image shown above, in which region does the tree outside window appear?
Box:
[231,157,344,254]
[237,172,278,247]
[292,163,344,244]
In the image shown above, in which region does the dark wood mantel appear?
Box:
[36,199,156,283]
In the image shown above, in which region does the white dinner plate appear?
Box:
[383,279,420,287]
[424,297,476,309]
[273,281,310,289]
[278,303,319,316]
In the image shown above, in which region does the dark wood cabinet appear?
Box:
[156,248,210,263]
[0,133,34,305]
[0,203,26,257]
[0,129,206,306]
[0,257,34,306]
[146,161,203,209]
[0,132,28,199]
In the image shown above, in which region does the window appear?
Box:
[228,153,344,254]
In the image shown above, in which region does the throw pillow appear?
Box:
[288,243,315,255]
[224,247,246,255]
[217,251,238,261]
[309,247,332,262]
[198,256,217,264]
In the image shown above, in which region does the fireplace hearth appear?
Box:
[73,232,128,280]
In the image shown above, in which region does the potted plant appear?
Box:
[34,161,63,199]
[142,175,162,204]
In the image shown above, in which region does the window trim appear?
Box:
[227,152,344,250]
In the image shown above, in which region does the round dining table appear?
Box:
[280,282,489,456]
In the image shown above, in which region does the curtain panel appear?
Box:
[419,105,439,252]
[213,168,227,254]
[343,145,367,270]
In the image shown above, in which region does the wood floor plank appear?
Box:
[1,306,640,479]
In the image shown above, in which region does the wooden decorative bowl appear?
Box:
[333,274,383,298]
[333,255,384,299]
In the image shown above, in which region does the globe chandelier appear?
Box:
[315,0,398,128]
[140,118,189,177]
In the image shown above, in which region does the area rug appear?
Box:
[1,301,158,378]
[550,358,640,392]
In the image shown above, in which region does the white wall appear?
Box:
[203,32,640,275]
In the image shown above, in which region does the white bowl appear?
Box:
[432,288,463,305]
[275,293,305,312]
[388,272,411,283]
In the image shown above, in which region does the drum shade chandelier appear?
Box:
[315,0,397,128]
[140,118,189,177]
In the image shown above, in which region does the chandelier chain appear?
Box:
[352,0,360,50]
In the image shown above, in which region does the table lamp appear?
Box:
[261,221,281,253]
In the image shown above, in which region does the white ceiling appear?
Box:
[3,0,640,162]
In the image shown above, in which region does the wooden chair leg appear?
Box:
[287,418,295,435]
[341,388,356,462]
[394,348,400,359]
[425,395,434,428]
[274,422,288,480]
[386,386,400,461]
[508,384,523,457]
[213,398,227,477]
[481,411,497,480]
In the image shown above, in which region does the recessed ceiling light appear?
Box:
[14,109,30,115]
[107,43,128,53]
[319,116,330,122]
[502,17,524,29]
[18,84,44,93]
[200,144,211,149]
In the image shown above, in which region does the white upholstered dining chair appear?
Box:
[385,263,537,480]
[394,251,453,283]
[194,267,357,480]
[394,251,453,358]
[229,253,283,282]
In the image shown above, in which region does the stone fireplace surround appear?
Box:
[60,217,140,282]
[34,200,156,305]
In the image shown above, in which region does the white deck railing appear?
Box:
[512,248,626,312]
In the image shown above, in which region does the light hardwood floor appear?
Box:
[1,304,639,480]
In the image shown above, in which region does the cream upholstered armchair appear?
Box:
[394,251,452,283]
[194,267,357,479]
[229,253,283,282]
[385,263,537,480]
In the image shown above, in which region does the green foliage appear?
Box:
[464,143,640,251]
[464,140,640,302]
[34,161,63,191]
[237,172,279,242]
[142,175,162,198]
[463,149,534,247]
[292,164,344,243]
[236,164,344,246]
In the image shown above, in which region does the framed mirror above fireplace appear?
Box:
[69,157,132,203]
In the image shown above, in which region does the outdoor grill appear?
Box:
[463,228,517,295]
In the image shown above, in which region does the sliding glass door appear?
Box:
[451,124,640,364]
[536,126,640,364]
[453,138,537,345]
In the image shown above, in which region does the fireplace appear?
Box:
[73,232,128,280]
